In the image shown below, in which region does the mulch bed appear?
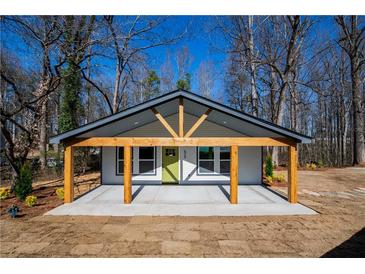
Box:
[1,172,100,220]
[0,185,63,220]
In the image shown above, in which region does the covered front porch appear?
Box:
[50,91,311,207]
[63,137,299,205]
[47,185,316,216]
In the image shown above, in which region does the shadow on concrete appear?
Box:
[321,228,365,258]
[217,185,230,201]
[132,185,145,201]
[262,185,288,201]
[74,184,102,201]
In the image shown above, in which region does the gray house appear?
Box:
[50,89,311,205]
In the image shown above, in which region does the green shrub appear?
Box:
[0,187,11,200]
[25,195,37,207]
[14,163,33,201]
[265,156,273,177]
[317,160,324,168]
[55,188,64,200]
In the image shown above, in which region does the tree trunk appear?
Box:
[272,82,287,166]
[39,99,47,170]
[54,98,60,155]
[351,56,365,164]
[248,16,258,116]
[112,59,122,114]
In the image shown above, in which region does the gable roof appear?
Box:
[49,89,312,144]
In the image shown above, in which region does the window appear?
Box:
[116,147,134,175]
[197,147,231,175]
[116,147,124,175]
[220,147,230,174]
[198,147,215,174]
[117,147,155,175]
[139,147,155,174]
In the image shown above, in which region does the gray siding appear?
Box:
[118,113,245,137]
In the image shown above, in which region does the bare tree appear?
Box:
[221,16,314,165]
[176,46,193,80]
[259,16,313,165]
[160,49,175,92]
[198,60,215,98]
[335,16,365,165]
[1,16,64,173]
[217,16,260,116]
[83,16,184,114]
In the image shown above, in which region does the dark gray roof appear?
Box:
[49,89,312,144]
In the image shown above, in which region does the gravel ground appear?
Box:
[1,168,364,257]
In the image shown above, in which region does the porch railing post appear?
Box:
[288,144,298,203]
[124,145,132,204]
[230,145,238,204]
[64,145,74,203]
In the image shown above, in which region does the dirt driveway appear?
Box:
[1,168,364,257]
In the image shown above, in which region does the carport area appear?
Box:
[46,185,316,216]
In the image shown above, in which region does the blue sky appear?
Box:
[1,16,340,101]
[140,16,228,98]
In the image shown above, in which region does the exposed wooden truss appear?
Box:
[184,108,212,138]
[151,107,178,138]
[151,103,211,139]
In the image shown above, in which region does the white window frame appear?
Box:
[197,146,231,175]
[197,146,215,175]
[138,147,156,175]
[219,147,231,175]
[116,147,156,175]
[116,147,125,175]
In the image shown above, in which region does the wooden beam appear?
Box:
[64,145,74,203]
[124,145,132,204]
[151,107,178,138]
[230,145,238,204]
[288,144,298,203]
[184,108,212,138]
[179,97,184,137]
[71,137,296,147]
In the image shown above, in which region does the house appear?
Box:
[49,89,311,205]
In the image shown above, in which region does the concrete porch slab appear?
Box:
[46,185,317,216]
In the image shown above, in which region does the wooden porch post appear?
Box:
[230,145,238,204]
[288,144,298,203]
[64,145,74,203]
[124,145,132,204]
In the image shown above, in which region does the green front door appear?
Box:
[162,147,179,184]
